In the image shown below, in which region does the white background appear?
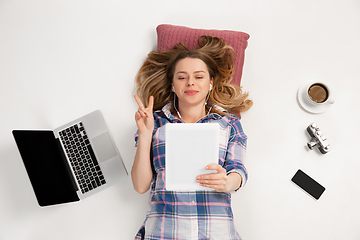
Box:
[1,0,360,239]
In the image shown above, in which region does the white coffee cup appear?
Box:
[304,82,335,106]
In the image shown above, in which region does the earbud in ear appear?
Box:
[172,86,175,92]
[210,84,212,91]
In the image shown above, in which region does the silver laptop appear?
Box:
[12,110,127,207]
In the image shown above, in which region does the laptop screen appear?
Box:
[12,130,79,206]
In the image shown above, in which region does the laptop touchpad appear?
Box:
[91,132,117,162]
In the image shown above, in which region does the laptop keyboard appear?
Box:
[59,122,106,194]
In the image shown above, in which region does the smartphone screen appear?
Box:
[291,169,325,200]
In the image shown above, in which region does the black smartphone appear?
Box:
[291,169,325,200]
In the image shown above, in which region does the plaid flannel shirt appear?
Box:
[135,103,247,240]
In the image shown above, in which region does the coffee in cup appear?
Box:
[306,82,334,105]
[308,83,328,103]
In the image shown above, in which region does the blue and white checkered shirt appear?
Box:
[135,103,248,240]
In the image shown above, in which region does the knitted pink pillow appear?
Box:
[156,24,250,86]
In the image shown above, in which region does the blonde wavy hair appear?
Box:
[134,35,253,116]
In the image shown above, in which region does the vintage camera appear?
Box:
[307,123,330,154]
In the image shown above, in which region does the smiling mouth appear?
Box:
[184,90,199,95]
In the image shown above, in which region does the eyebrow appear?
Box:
[175,70,206,75]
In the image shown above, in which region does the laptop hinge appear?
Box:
[55,138,79,192]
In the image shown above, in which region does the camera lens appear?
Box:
[307,139,318,150]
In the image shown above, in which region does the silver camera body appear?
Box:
[307,123,330,154]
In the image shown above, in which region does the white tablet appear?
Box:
[165,123,219,191]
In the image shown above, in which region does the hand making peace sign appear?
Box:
[134,95,154,135]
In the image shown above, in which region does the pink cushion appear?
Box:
[156,24,250,86]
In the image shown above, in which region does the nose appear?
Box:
[187,76,195,86]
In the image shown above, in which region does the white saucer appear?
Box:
[297,82,332,114]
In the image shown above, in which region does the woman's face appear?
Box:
[172,57,213,108]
